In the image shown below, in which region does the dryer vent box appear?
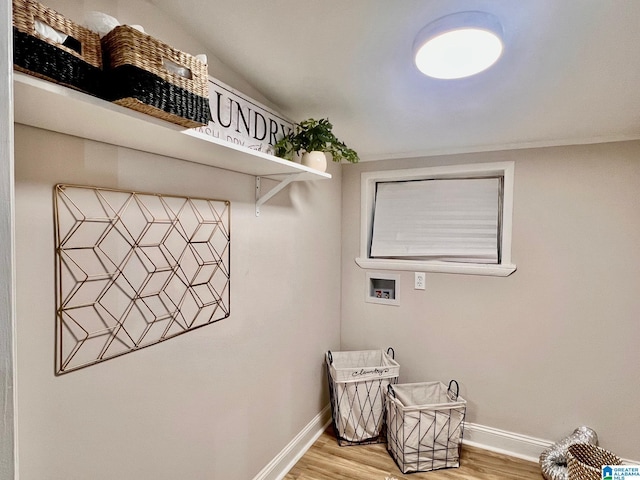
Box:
[366,272,400,306]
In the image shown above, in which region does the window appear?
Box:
[356,162,516,276]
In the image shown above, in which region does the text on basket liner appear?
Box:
[352,368,390,377]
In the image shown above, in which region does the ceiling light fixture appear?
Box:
[413,11,504,79]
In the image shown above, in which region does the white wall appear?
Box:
[14,126,341,480]
[13,1,341,478]
[340,141,640,460]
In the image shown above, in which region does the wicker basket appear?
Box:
[101,25,212,128]
[567,443,623,480]
[12,0,102,95]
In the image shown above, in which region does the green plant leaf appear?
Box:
[272,117,359,163]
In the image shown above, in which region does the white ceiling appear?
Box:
[148,0,640,161]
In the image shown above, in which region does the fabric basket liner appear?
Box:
[390,381,466,411]
[327,349,400,383]
[386,381,466,473]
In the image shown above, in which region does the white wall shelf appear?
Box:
[13,72,331,207]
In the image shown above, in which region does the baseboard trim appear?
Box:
[463,422,552,463]
[463,423,640,465]
[256,411,638,477]
[252,405,332,480]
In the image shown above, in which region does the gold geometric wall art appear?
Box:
[54,184,230,374]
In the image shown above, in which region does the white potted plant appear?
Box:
[274,118,359,171]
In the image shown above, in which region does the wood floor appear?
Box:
[284,428,544,480]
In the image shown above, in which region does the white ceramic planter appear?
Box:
[301,151,328,172]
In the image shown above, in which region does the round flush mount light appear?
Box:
[413,11,504,79]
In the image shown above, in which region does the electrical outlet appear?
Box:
[414,272,426,290]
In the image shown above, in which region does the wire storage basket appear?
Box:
[12,0,103,95]
[567,443,623,480]
[101,25,212,128]
[386,380,466,474]
[326,348,400,446]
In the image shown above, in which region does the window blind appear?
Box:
[370,177,501,263]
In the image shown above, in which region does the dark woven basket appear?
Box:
[101,25,211,128]
[12,0,102,95]
[567,443,623,480]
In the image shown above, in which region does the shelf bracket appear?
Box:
[255,174,302,216]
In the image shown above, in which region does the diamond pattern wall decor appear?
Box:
[54,184,230,374]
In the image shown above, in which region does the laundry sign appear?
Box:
[192,76,294,155]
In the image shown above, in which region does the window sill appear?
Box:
[354,258,517,277]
